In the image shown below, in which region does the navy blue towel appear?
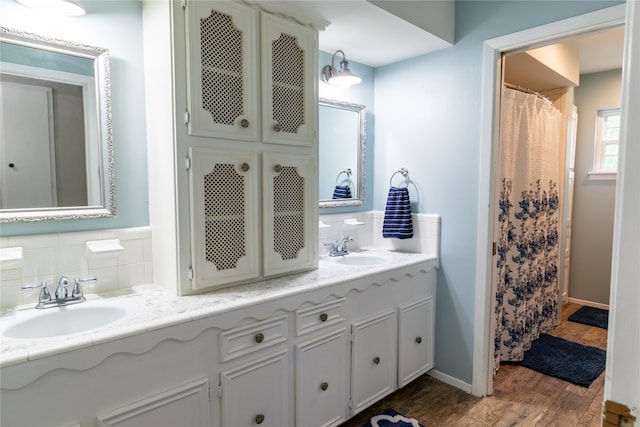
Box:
[382,187,413,239]
[332,185,352,199]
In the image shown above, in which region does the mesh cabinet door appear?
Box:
[262,152,317,276]
[261,13,316,147]
[189,147,260,289]
[186,1,259,141]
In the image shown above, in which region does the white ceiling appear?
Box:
[250,0,452,68]
[253,2,624,71]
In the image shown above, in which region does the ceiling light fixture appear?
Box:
[321,50,361,88]
[16,0,86,16]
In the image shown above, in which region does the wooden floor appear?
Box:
[340,303,608,427]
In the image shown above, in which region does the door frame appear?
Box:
[472,4,626,397]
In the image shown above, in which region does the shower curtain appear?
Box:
[493,87,563,372]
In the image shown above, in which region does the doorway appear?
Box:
[472,4,626,397]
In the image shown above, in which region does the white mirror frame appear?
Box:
[0,26,114,222]
[319,98,366,208]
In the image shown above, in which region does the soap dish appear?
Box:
[0,247,23,269]
[86,239,124,258]
[344,218,365,226]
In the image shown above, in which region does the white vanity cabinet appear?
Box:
[350,310,398,415]
[398,297,435,387]
[97,378,211,427]
[185,1,316,146]
[0,258,438,427]
[219,351,290,427]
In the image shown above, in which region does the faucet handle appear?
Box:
[72,277,96,298]
[21,281,52,303]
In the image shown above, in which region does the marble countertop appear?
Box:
[1,248,437,368]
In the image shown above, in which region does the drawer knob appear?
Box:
[415,336,423,344]
[255,414,265,424]
[373,356,381,365]
[319,313,328,322]
[240,118,250,128]
[255,333,265,343]
[320,382,329,391]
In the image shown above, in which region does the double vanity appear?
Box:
[1,249,438,427]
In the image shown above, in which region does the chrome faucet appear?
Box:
[326,236,353,257]
[21,276,96,309]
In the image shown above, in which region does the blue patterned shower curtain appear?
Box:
[493,88,563,372]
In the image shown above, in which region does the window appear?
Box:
[591,108,620,180]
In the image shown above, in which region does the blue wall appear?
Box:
[0,0,149,236]
[374,0,624,384]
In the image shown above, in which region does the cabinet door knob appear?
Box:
[274,123,282,132]
[373,356,381,365]
[254,332,265,343]
[240,118,250,128]
[319,313,328,322]
[415,336,423,344]
[240,162,250,172]
[274,164,282,173]
[320,382,329,391]
[255,414,265,424]
[8,163,15,168]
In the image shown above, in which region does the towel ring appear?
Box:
[389,168,409,187]
[335,168,352,185]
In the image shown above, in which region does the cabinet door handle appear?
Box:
[373,356,381,365]
[254,332,265,343]
[240,162,250,172]
[320,382,329,391]
[255,414,265,424]
[240,118,250,128]
[319,313,328,322]
[274,123,282,132]
[415,336,423,344]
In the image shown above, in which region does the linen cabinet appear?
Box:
[143,0,319,295]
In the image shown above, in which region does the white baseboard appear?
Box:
[567,297,609,310]
[428,369,472,394]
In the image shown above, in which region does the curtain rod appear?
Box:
[503,82,554,105]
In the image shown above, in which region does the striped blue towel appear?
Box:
[332,185,352,199]
[382,187,413,239]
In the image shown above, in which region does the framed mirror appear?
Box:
[0,27,114,222]
[319,98,366,208]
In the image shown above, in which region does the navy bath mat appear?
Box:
[518,333,606,387]
[568,306,609,329]
[362,408,425,427]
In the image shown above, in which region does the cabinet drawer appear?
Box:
[220,315,288,362]
[295,298,345,336]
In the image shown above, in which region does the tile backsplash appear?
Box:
[319,211,440,258]
[0,227,152,309]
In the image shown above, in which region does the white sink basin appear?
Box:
[2,303,127,340]
[333,254,389,266]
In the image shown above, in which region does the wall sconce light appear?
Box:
[15,0,86,16]
[322,50,362,88]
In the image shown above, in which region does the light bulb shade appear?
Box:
[16,0,85,16]
[322,50,361,88]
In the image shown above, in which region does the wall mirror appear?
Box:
[0,27,114,222]
[319,98,366,208]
